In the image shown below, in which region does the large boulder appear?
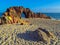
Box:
[0,6,51,24]
[3,6,51,19]
[32,28,58,45]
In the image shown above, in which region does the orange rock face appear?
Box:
[3,6,51,19]
[0,6,51,24]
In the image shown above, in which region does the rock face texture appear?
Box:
[3,6,51,19]
[0,6,51,24]
[32,28,58,45]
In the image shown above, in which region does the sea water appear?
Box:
[0,13,60,20]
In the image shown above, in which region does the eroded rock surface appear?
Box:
[3,6,51,19]
[0,6,51,24]
[32,28,58,45]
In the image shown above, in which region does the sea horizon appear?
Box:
[0,12,60,20]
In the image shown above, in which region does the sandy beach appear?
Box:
[0,18,60,45]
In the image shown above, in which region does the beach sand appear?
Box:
[0,18,60,45]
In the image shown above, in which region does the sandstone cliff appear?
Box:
[0,6,51,24]
[3,6,51,19]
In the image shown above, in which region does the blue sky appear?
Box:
[0,0,60,13]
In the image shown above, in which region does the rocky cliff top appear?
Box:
[0,6,51,24]
[3,6,51,19]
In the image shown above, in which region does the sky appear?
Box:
[0,0,60,13]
